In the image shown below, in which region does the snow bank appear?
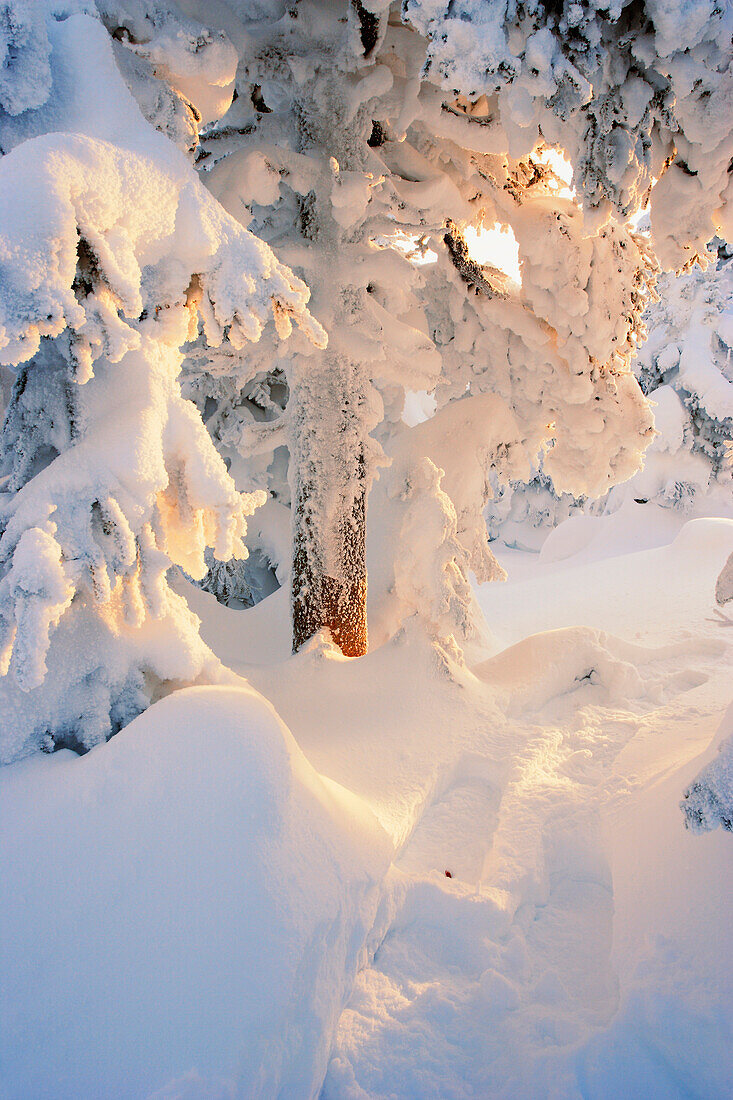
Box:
[473,625,716,715]
[480,516,733,648]
[0,686,391,1099]
[537,497,686,567]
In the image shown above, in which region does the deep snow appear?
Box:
[1,687,390,1099]
[2,509,731,1098]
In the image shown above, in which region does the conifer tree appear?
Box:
[183,0,730,654]
[0,2,323,760]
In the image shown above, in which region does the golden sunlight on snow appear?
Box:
[464,223,521,284]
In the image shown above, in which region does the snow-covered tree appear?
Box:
[682,704,733,835]
[626,257,733,512]
[177,0,731,656]
[487,253,733,547]
[0,3,324,762]
[3,0,732,731]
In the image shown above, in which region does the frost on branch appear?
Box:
[0,10,324,763]
[96,0,239,154]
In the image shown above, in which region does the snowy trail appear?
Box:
[318,521,733,1098]
[3,518,729,1098]
[322,658,730,1097]
[174,518,733,1097]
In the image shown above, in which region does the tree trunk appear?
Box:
[289,361,368,656]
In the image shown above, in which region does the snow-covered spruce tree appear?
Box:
[0,4,323,762]
[682,743,733,833]
[487,252,733,547]
[622,257,733,512]
[172,0,729,656]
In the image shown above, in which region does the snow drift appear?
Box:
[0,685,391,1099]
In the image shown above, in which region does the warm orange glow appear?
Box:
[464,223,521,285]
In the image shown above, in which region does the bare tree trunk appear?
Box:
[289,361,368,656]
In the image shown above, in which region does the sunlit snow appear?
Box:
[1,1,731,1098]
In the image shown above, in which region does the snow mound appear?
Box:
[0,686,391,1100]
[538,498,686,567]
[473,626,717,714]
[480,516,733,648]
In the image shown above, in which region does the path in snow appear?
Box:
[180,516,732,1097]
[319,519,733,1098]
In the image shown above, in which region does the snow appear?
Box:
[0,685,391,1099]
[173,509,733,1098]
[1,3,732,1097]
[2,497,732,1098]
[317,515,733,1099]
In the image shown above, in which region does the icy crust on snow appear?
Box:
[403,0,733,268]
[0,686,391,1099]
[0,10,325,761]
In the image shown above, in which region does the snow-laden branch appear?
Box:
[0,6,329,761]
[403,0,733,268]
[0,133,325,376]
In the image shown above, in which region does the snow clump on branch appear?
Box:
[403,0,733,269]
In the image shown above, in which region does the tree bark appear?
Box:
[291,469,367,656]
[289,363,368,656]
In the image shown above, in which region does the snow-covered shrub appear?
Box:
[682,739,733,833]
[682,704,733,835]
[0,6,324,762]
[623,259,733,511]
[485,470,586,553]
[376,456,486,656]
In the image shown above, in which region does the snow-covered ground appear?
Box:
[2,508,731,1098]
